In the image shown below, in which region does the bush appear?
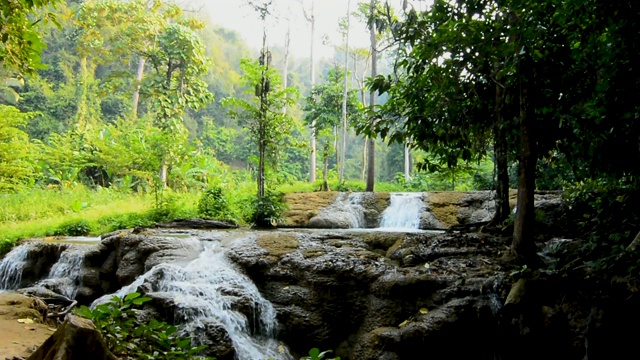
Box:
[251,190,286,228]
[53,219,92,236]
[197,186,229,219]
[76,292,212,360]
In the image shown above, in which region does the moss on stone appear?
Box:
[427,192,466,228]
[256,233,300,257]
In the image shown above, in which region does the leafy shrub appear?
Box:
[251,190,286,228]
[53,219,92,236]
[197,185,229,219]
[301,348,340,360]
[76,292,212,360]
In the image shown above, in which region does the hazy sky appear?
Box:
[202,0,407,59]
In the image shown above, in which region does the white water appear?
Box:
[332,192,366,228]
[0,245,30,290]
[98,242,292,360]
[38,246,89,299]
[380,193,424,229]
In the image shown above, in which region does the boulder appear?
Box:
[27,315,117,360]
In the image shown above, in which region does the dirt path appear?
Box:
[0,293,55,359]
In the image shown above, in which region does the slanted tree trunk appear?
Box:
[492,81,511,224]
[365,0,377,192]
[512,54,537,263]
[132,56,145,118]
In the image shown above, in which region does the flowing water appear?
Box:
[38,246,90,299]
[379,193,424,230]
[96,241,292,360]
[0,245,30,290]
[329,192,366,228]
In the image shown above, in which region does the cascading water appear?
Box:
[332,192,366,228]
[98,242,292,360]
[379,193,424,229]
[0,244,30,290]
[38,246,89,299]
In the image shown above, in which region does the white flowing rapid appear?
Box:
[38,246,89,299]
[0,245,30,290]
[99,242,292,360]
[379,193,424,230]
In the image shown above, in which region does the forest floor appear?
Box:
[0,293,56,359]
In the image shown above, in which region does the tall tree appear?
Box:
[365,0,378,192]
[300,0,317,183]
[339,0,352,183]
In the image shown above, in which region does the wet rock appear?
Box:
[80,233,202,299]
[227,229,506,359]
[190,319,236,360]
[27,314,117,360]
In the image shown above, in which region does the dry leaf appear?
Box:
[419,308,429,314]
[399,320,409,327]
[17,318,34,324]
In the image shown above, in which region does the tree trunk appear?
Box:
[512,55,537,264]
[160,162,167,189]
[308,0,317,183]
[322,155,330,191]
[282,23,291,114]
[132,56,145,118]
[362,137,367,181]
[365,0,377,192]
[492,82,511,224]
[339,0,351,183]
[404,143,411,183]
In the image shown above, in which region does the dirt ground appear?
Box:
[0,292,55,359]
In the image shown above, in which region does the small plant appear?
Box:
[76,292,212,360]
[251,190,286,228]
[53,219,92,236]
[301,348,340,360]
[198,185,229,219]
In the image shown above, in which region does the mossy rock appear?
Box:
[281,192,338,227]
[427,192,466,228]
[256,233,300,257]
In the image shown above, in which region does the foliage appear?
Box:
[53,219,92,236]
[250,190,286,228]
[223,57,299,196]
[76,292,212,360]
[0,105,38,191]
[198,185,230,220]
[301,348,340,360]
[0,0,59,74]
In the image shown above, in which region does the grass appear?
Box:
[0,178,414,254]
[0,186,203,254]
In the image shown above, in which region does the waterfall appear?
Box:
[333,192,366,228]
[380,193,424,229]
[97,242,292,360]
[38,246,89,299]
[0,244,30,290]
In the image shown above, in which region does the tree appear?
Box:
[223,59,297,197]
[141,23,213,187]
[303,66,363,190]
[339,0,352,183]
[299,0,317,183]
[365,0,379,192]
[0,0,59,74]
[0,105,37,191]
